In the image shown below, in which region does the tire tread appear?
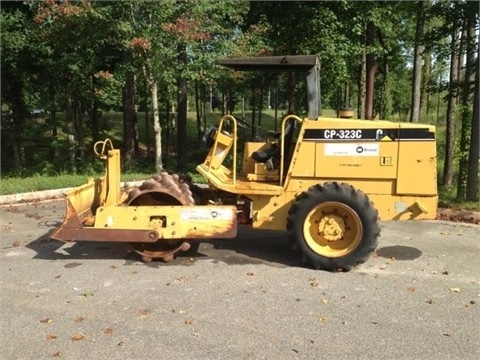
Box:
[287,181,379,271]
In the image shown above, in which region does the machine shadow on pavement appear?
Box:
[207,227,303,268]
[26,225,304,269]
[26,226,134,262]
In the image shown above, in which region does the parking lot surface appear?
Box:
[1,199,479,359]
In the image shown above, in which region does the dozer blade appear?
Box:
[50,177,161,243]
[50,177,99,241]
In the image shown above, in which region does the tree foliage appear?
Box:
[1,0,478,201]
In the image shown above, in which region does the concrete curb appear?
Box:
[0,188,73,205]
[0,181,144,206]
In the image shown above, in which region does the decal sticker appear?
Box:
[375,129,392,141]
[324,143,379,156]
[324,129,363,139]
[180,208,233,221]
[304,128,435,141]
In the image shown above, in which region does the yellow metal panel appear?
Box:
[314,141,398,179]
[368,194,438,220]
[289,142,315,177]
[248,180,438,230]
[246,164,279,182]
[64,177,103,219]
[242,142,268,175]
[105,149,121,206]
[205,131,234,170]
[396,142,437,195]
[247,179,436,228]
[197,163,283,196]
[249,193,296,230]
[285,178,395,196]
[303,117,399,131]
[93,205,237,239]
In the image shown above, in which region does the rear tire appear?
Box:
[287,182,379,271]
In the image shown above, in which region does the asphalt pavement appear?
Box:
[0,199,479,360]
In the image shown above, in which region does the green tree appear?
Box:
[466,32,479,201]
[410,1,426,123]
[456,3,478,200]
[0,3,34,171]
[32,0,125,172]
[159,0,249,170]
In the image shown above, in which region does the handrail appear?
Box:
[91,139,120,206]
[208,114,238,185]
[94,139,115,160]
[279,115,303,186]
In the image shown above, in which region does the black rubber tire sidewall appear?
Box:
[287,182,379,271]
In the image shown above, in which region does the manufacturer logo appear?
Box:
[324,143,379,157]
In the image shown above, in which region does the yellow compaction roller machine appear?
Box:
[51,55,437,271]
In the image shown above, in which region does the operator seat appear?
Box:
[251,119,295,170]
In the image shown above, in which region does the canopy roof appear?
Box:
[217,55,321,120]
[216,55,319,71]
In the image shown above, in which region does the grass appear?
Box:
[0,172,153,195]
[438,186,480,211]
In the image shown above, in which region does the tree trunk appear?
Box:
[122,68,137,170]
[227,87,234,115]
[258,87,263,127]
[380,56,391,119]
[139,52,162,172]
[456,17,476,200]
[91,98,99,143]
[442,18,460,187]
[12,108,26,168]
[201,82,207,134]
[241,96,245,124]
[176,43,188,171]
[195,80,202,141]
[421,49,431,116]
[221,90,226,115]
[150,81,163,173]
[376,28,390,120]
[140,59,152,158]
[410,0,425,123]
[365,21,376,120]
[165,99,171,159]
[144,82,150,157]
[11,79,26,169]
[336,87,341,118]
[357,49,366,119]
[74,100,85,162]
[466,44,479,201]
[209,85,213,112]
[287,72,295,114]
[65,79,77,173]
[49,116,58,162]
[91,75,100,143]
[422,10,432,116]
[273,82,278,132]
[251,83,257,140]
[47,81,58,162]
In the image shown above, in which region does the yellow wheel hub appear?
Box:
[318,214,346,242]
[303,201,362,258]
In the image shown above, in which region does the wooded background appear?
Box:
[1,0,478,202]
